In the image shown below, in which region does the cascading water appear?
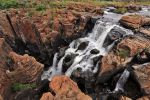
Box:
[41,19,133,81]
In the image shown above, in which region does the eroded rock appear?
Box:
[40,75,92,100]
[133,63,150,95]
[0,38,12,99]
[120,15,150,29]
[117,36,150,56]
[6,52,44,83]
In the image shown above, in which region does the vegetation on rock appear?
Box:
[11,83,36,92]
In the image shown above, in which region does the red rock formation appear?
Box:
[6,52,44,83]
[120,15,150,29]
[117,36,150,56]
[0,38,12,99]
[133,63,150,95]
[40,75,92,100]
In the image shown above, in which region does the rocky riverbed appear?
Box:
[0,1,150,100]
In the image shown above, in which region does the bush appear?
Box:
[11,83,36,92]
[35,4,46,11]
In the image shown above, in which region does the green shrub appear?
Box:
[0,0,19,9]
[117,48,130,58]
[35,4,46,11]
[11,83,36,92]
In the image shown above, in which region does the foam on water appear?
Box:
[41,19,133,81]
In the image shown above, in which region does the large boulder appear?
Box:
[40,75,92,100]
[117,36,150,56]
[6,52,44,83]
[133,63,150,95]
[120,15,150,29]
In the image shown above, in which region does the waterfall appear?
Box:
[41,19,133,81]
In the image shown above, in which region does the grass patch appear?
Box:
[117,48,130,58]
[35,4,46,11]
[11,83,36,92]
[113,7,127,14]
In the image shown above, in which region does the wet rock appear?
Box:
[98,51,130,83]
[103,26,125,47]
[133,63,150,95]
[6,52,44,83]
[77,41,89,50]
[63,54,77,73]
[90,49,100,54]
[40,75,92,100]
[120,15,150,29]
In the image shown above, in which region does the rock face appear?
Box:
[40,75,92,100]
[0,38,12,99]
[133,63,150,95]
[117,36,150,56]
[120,15,150,29]
[6,52,44,83]
[98,51,131,82]
[0,38,44,99]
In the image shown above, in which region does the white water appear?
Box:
[41,19,133,81]
[113,69,130,92]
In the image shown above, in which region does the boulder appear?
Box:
[117,36,150,56]
[133,63,150,95]
[40,92,54,100]
[6,52,44,83]
[98,51,131,83]
[120,15,150,29]
[40,75,92,100]
[139,28,150,37]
